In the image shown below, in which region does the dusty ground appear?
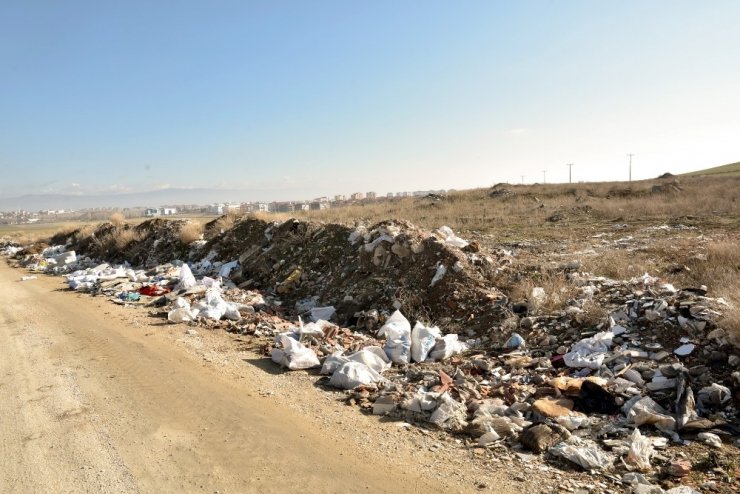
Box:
[0,260,535,494]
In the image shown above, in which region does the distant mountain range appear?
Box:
[0,188,294,211]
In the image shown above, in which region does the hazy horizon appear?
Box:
[2,1,739,201]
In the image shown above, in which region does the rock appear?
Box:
[519,423,569,453]
[532,398,574,418]
[667,459,692,477]
[674,344,695,356]
[697,432,722,448]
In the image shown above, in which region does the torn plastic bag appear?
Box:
[218,260,239,278]
[176,263,196,290]
[411,322,441,362]
[625,397,676,432]
[310,306,336,322]
[329,361,384,389]
[429,393,467,430]
[549,440,614,471]
[625,429,653,471]
[429,334,467,361]
[563,330,614,369]
[271,334,320,370]
[377,310,411,365]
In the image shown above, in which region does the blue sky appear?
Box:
[1,1,739,201]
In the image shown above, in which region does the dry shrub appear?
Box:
[509,271,578,314]
[581,250,654,281]
[214,212,240,233]
[73,224,97,244]
[179,221,204,244]
[109,212,125,227]
[685,239,740,339]
[114,228,143,249]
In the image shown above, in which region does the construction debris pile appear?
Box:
[4,217,739,493]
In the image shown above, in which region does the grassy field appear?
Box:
[680,161,740,177]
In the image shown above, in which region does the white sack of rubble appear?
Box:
[411,322,441,362]
[436,226,468,249]
[321,346,390,375]
[176,263,197,290]
[377,310,411,365]
[429,334,468,361]
[271,334,320,370]
[329,361,384,389]
[563,330,614,369]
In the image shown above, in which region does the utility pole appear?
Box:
[542,170,547,184]
[628,153,634,182]
[567,163,574,184]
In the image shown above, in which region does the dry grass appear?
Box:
[113,228,144,249]
[214,212,240,233]
[109,212,126,227]
[508,271,579,315]
[179,221,204,244]
[290,175,740,236]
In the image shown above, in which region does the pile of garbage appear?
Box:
[197,218,511,331]
[5,217,738,492]
[263,274,738,492]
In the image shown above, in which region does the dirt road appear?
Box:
[0,261,484,493]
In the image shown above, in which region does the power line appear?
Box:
[566,163,574,184]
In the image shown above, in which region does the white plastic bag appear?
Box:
[271,334,320,370]
[429,334,467,361]
[411,322,441,362]
[329,361,384,389]
[176,263,197,290]
[377,310,411,365]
